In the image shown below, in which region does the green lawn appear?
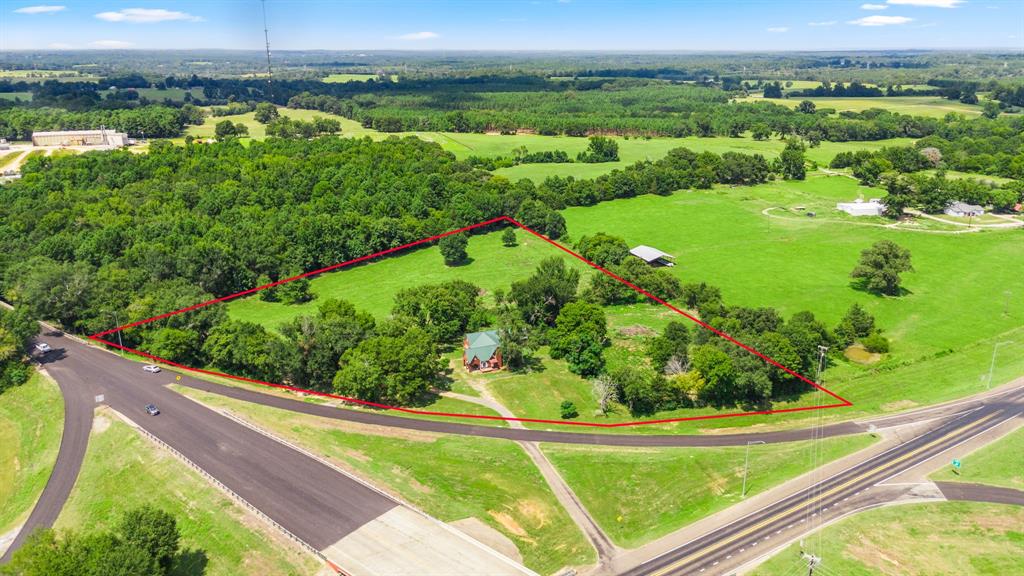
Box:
[0,151,23,169]
[750,502,1024,576]
[735,95,983,118]
[322,73,396,83]
[931,427,1024,490]
[0,70,99,83]
[228,228,590,328]
[542,433,876,547]
[175,387,595,574]
[100,87,204,102]
[182,107,372,142]
[0,374,63,535]
[0,92,32,102]
[55,409,319,576]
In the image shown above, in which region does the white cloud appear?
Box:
[861,3,888,9]
[849,15,914,26]
[13,5,65,14]
[808,20,837,26]
[887,0,963,7]
[90,39,134,48]
[766,27,789,33]
[398,31,439,40]
[48,42,73,49]
[94,8,202,23]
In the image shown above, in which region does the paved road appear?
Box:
[620,387,1024,576]
[0,359,94,564]
[935,481,1024,507]
[170,356,1022,448]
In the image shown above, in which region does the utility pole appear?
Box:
[802,552,821,575]
[264,0,276,83]
[741,440,765,498]
[106,310,124,356]
[987,341,1014,389]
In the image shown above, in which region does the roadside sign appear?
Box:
[176,375,181,381]
[952,459,961,469]
[94,394,104,403]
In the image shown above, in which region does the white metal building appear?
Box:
[836,199,885,217]
[31,129,129,148]
[944,201,985,217]
[629,245,675,267]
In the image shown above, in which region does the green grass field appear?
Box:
[175,387,594,574]
[750,502,1024,576]
[228,227,588,329]
[100,87,204,102]
[0,92,32,102]
[735,95,983,118]
[931,427,1024,490]
[55,409,319,576]
[182,107,371,142]
[322,73,396,83]
[225,171,1024,433]
[542,433,876,547]
[0,69,100,83]
[0,374,63,535]
[0,151,23,169]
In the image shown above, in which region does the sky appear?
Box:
[2,0,1022,52]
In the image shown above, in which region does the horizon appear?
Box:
[3,0,1023,52]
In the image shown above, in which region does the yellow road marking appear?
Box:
[651,412,1000,575]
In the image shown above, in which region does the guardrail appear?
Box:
[122,414,347,574]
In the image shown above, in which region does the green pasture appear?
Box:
[931,427,1024,490]
[0,69,99,83]
[0,92,32,102]
[55,409,319,576]
[542,433,876,547]
[175,387,595,574]
[322,73,396,83]
[750,502,1024,576]
[0,374,63,535]
[735,95,982,118]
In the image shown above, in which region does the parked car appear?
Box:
[143,365,161,373]
[34,342,52,353]
[145,404,160,416]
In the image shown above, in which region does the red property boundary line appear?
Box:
[89,215,852,428]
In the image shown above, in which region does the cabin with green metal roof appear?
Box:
[463,330,503,372]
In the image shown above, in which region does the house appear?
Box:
[463,330,502,372]
[945,201,985,218]
[629,245,675,267]
[836,198,885,217]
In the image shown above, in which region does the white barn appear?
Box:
[836,198,885,217]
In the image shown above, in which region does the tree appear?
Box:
[548,301,607,377]
[118,505,180,573]
[796,100,816,114]
[751,123,771,141]
[575,232,629,267]
[647,321,690,373]
[779,138,806,180]
[560,400,579,419]
[577,136,619,163]
[214,119,248,139]
[496,303,536,371]
[982,100,1001,119]
[392,280,480,343]
[850,241,914,296]
[510,257,580,326]
[834,303,876,347]
[591,374,617,415]
[690,344,735,405]
[275,272,313,304]
[762,82,783,98]
[332,326,441,404]
[254,102,280,124]
[438,233,469,266]
[501,228,517,247]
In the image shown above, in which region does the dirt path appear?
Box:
[445,384,621,566]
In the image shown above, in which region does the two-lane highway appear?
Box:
[622,388,1024,576]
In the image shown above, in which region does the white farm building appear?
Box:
[836,199,885,217]
[944,201,985,218]
[31,129,129,148]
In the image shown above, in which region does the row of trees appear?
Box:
[0,105,204,140]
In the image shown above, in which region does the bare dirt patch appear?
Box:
[845,344,881,365]
[451,517,524,564]
[881,399,919,412]
[619,325,656,338]
[91,413,110,434]
[488,510,531,541]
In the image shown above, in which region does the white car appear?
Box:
[143,365,161,373]
[35,343,52,353]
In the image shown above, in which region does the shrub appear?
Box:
[861,333,890,354]
[560,400,579,419]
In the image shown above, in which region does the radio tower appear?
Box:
[261,0,273,94]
